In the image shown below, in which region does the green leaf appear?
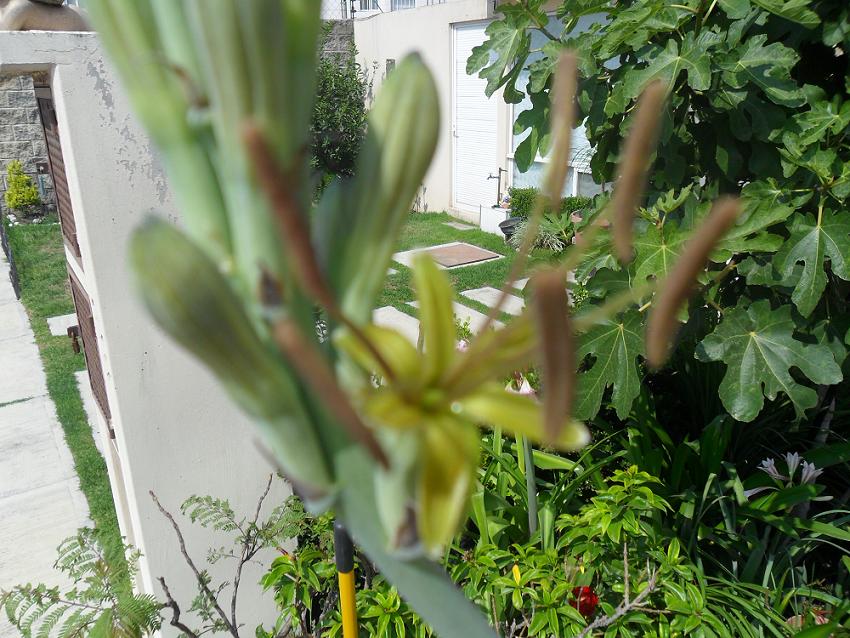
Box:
[774,210,850,317]
[696,301,843,422]
[575,310,644,420]
[711,185,796,261]
[625,32,718,97]
[468,14,534,102]
[719,35,805,107]
[751,0,820,28]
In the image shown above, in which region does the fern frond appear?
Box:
[181,496,240,533]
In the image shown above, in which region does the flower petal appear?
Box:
[417,419,479,557]
[334,324,420,381]
[362,389,424,430]
[458,382,590,451]
[412,254,457,382]
[447,312,536,397]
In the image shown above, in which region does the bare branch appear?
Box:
[576,567,658,638]
[158,577,201,638]
[150,491,239,638]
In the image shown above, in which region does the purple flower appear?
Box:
[800,461,824,485]
[759,458,787,482]
[785,452,801,480]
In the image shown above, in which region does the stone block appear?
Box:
[13,123,44,143]
[0,107,39,127]
[5,90,37,110]
[0,141,33,161]
[0,125,14,144]
[0,76,22,91]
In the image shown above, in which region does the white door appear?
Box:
[453,22,500,214]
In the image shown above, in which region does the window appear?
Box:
[391,0,415,9]
[509,15,603,199]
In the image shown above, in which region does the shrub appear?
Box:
[4,160,41,216]
[507,186,591,219]
[311,31,369,180]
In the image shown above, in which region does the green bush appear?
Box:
[4,160,41,215]
[311,31,369,180]
[507,186,591,218]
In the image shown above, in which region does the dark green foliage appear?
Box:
[311,30,369,180]
[0,529,162,638]
[475,0,850,424]
[507,187,591,218]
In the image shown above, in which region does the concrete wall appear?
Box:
[0,74,54,214]
[0,32,288,634]
[354,0,511,223]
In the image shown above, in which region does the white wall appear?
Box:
[354,0,511,222]
[0,32,288,635]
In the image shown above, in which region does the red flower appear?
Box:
[570,586,599,618]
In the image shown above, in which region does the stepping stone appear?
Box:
[387,268,398,276]
[75,371,105,458]
[47,313,77,337]
[373,306,420,345]
[444,221,475,231]
[408,301,503,333]
[392,242,502,270]
[461,287,525,316]
[513,278,529,291]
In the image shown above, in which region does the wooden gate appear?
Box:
[35,86,81,260]
[69,269,112,425]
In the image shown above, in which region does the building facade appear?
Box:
[352,0,600,224]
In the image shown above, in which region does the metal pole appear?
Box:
[334,522,359,638]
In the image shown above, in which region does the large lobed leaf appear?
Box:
[696,301,843,422]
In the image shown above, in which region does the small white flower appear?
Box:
[800,461,824,485]
[785,452,801,480]
[759,458,787,481]
[456,339,469,352]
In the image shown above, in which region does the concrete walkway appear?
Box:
[0,255,90,636]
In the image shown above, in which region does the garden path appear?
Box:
[0,253,90,637]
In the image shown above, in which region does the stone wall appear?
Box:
[0,75,55,214]
[321,19,355,57]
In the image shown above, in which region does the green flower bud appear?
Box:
[129,218,332,491]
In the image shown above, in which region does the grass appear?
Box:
[6,220,121,554]
[377,212,554,319]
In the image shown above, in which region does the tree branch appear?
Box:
[158,577,201,638]
[231,475,274,630]
[576,565,658,638]
[150,491,239,638]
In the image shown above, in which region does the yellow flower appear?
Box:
[512,564,522,585]
[335,255,589,556]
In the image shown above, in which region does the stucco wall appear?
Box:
[353,0,511,222]
[0,32,288,634]
[0,74,55,214]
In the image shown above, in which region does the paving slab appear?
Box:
[513,277,529,291]
[461,287,525,316]
[0,297,31,342]
[47,312,77,337]
[0,335,48,404]
[373,306,420,345]
[0,397,79,499]
[0,259,18,306]
[409,301,503,333]
[393,242,503,270]
[444,221,475,231]
[76,370,105,458]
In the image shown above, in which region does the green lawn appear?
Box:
[6,220,120,553]
[377,212,551,320]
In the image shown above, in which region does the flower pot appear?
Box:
[498,216,524,243]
